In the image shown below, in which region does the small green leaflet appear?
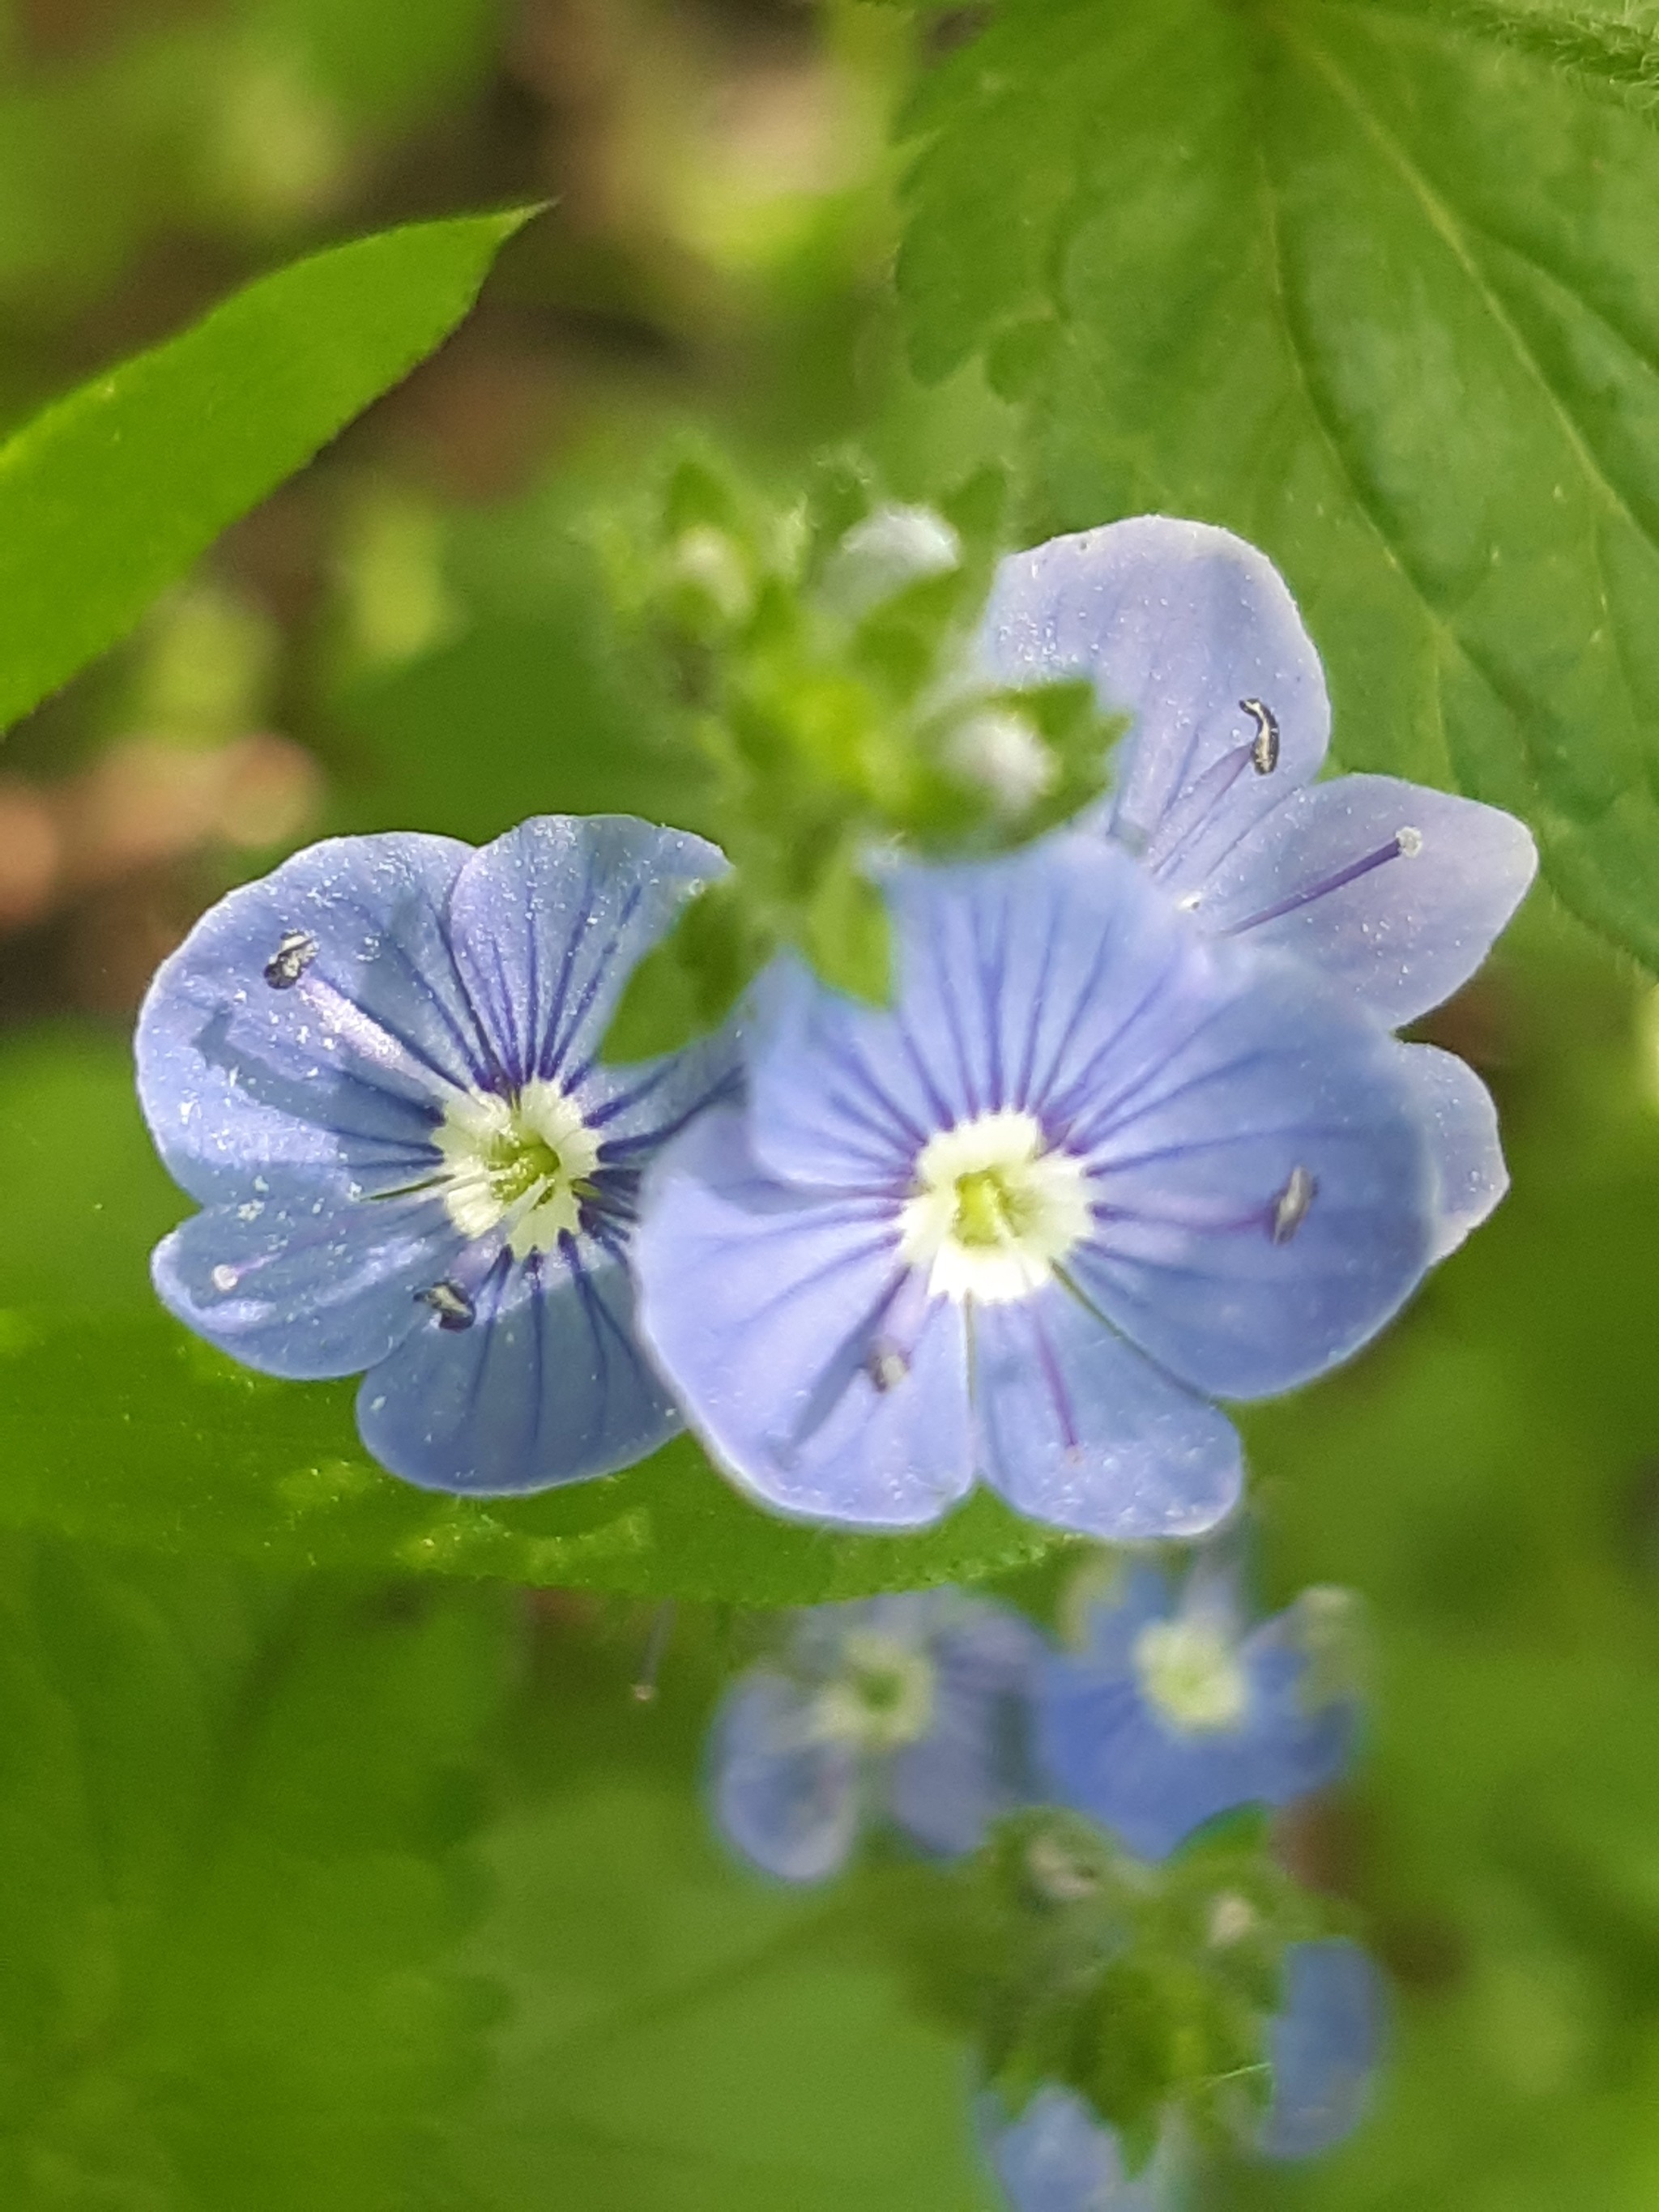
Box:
[0,207,534,737]
[899,0,1659,968]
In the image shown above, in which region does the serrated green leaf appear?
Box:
[1358,0,1659,104]
[898,0,1659,966]
[0,207,534,736]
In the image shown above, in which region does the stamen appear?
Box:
[864,1340,910,1392]
[263,929,318,990]
[1239,697,1279,775]
[1222,830,1422,936]
[1270,1166,1317,1245]
[630,1601,677,1703]
[419,1280,476,1330]
[211,1263,239,1293]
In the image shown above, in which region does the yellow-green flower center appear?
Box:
[951,1163,1042,1249]
[898,1107,1091,1304]
[1133,1617,1248,1734]
[813,1630,936,1752]
[434,1081,603,1259]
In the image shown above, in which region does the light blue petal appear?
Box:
[973,1289,1243,1542]
[742,953,942,1191]
[886,1603,1047,1856]
[979,518,1329,889]
[746,838,1201,1191]
[710,1673,862,1884]
[1392,1042,1508,1262]
[1073,1566,1178,1673]
[1071,948,1436,1400]
[444,812,731,1117]
[355,1243,677,1494]
[1260,1939,1383,2161]
[135,832,481,1206]
[635,1106,975,1528]
[1192,774,1537,1025]
[979,2086,1167,2212]
[151,1180,460,1381]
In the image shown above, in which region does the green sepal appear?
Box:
[599,875,767,1062]
[803,847,893,1004]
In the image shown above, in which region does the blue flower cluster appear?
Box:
[706,1551,1380,2204]
[136,518,1533,1525]
[980,1938,1380,2207]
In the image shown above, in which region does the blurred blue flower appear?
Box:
[979,2085,1171,2212]
[1259,1937,1383,2161]
[711,1590,1043,1882]
[983,517,1537,1259]
[635,831,1448,1540]
[1037,1560,1360,1860]
[977,1938,1383,2209]
[137,815,734,1494]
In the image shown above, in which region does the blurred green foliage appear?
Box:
[2,0,1659,2203]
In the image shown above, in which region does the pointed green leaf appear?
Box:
[0,207,535,736]
[602,876,766,1062]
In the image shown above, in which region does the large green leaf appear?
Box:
[0,207,531,736]
[0,1027,1064,1605]
[0,1310,1060,1605]
[898,0,1659,965]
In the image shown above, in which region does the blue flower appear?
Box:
[710,1590,1043,1882]
[983,517,1537,1258]
[1036,1560,1359,1860]
[136,815,735,1494]
[977,1939,1382,2209]
[979,2086,1171,2212]
[634,830,1452,1540]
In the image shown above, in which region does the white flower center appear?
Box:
[897,1108,1090,1304]
[1133,1616,1248,1734]
[433,1080,603,1259]
[812,1630,936,1752]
